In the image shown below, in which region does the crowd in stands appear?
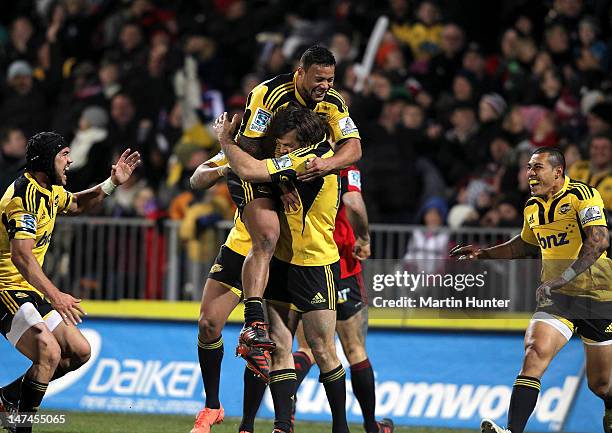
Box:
[1,0,611,232]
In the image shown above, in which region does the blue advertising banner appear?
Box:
[0,319,601,432]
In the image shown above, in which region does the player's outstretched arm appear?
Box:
[450,235,539,260]
[10,238,85,325]
[343,191,370,260]
[66,149,141,215]
[190,162,228,190]
[215,113,271,183]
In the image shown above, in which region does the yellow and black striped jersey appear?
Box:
[265,141,340,266]
[521,176,612,300]
[239,72,360,145]
[204,151,251,257]
[568,160,612,210]
[0,173,73,295]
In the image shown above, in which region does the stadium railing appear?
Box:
[45,218,540,312]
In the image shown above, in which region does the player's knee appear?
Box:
[521,343,552,375]
[588,376,611,399]
[309,340,337,370]
[36,334,61,369]
[198,316,222,342]
[343,343,366,365]
[70,339,91,369]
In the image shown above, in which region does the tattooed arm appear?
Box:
[562,225,609,280]
[536,225,610,304]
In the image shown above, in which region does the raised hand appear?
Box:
[111,148,141,186]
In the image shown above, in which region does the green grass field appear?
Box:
[33,411,477,433]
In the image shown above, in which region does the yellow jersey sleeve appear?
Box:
[573,187,607,228]
[5,197,37,240]
[265,151,308,183]
[325,90,360,143]
[520,215,538,245]
[205,151,228,167]
[56,187,74,214]
[238,84,273,140]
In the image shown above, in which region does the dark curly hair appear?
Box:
[268,103,327,147]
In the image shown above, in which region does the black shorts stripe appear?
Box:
[0,292,17,314]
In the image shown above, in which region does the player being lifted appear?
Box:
[0,132,140,433]
[451,148,612,433]
[218,105,352,433]
[229,45,361,370]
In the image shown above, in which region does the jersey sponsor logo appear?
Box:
[210,264,223,273]
[36,231,52,247]
[272,155,293,171]
[249,108,272,133]
[347,170,361,189]
[605,322,612,333]
[528,214,535,225]
[256,185,272,194]
[579,206,602,225]
[537,232,570,249]
[338,116,358,136]
[311,292,326,304]
[13,292,28,298]
[20,214,37,233]
[558,203,571,215]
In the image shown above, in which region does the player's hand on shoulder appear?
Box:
[111,148,141,186]
[214,112,240,146]
[449,244,483,260]
[297,157,334,182]
[50,291,86,326]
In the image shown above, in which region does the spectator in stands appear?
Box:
[98,58,122,102]
[568,134,612,210]
[2,17,36,70]
[0,60,47,137]
[403,196,450,274]
[66,106,111,192]
[435,103,480,185]
[576,16,609,71]
[0,126,26,193]
[586,101,612,137]
[426,23,465,96]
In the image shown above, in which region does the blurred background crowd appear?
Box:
[1,0,611,236]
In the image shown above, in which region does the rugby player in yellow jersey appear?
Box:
[229,45,361,361]
[0,132,140,433]
[217,106,351,433]
[451,147,612,433]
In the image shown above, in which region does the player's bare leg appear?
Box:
[50,322,91,380]
[482,320,567,433]
[302,309,350,433]
[192,279,241,433]
[266,302,299,433]
[583,343,612,433]
[238,198,279,354]
[9,324,61,433]
[337,308,394,433]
